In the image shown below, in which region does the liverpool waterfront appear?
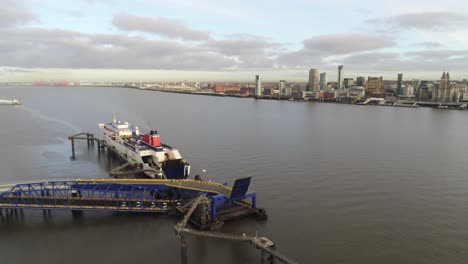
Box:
[1,85,468,263]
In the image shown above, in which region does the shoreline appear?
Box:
[137,87,468,110]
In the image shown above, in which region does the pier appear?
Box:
[0,132,302,263]
[0,177,297,263]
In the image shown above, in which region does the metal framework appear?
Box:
[0,181,174,213]
[0,177,258,219]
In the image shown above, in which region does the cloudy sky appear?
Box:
[1,0,468,82]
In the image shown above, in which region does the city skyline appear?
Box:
[1,0,468,82]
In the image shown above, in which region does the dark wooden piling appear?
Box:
[71,138,75,159]
[179,235,188,264]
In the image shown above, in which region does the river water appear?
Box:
[0,86,468,264]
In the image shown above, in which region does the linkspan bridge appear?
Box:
[0,177,298,263]
[0,177,257,221]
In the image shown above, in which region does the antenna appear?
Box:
[113,112,117,123]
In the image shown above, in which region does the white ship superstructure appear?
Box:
[98,118,190,179]
[0,99,21,105]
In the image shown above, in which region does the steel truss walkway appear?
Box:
[0,177,256,218]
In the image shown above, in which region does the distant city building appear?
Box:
[255,75,262,97]
[365,77,384,95]
[402,85,414,97]
[343,78,354,88]
[263,88,274,96]
[283,87,292,97]
[213,84,241,93]
[397,73,403,95]
[412,79,421,90]
[308,69,319,92]
[356,76,365,86]
[278,80,286,96]
[416,80,431,101]
[302,91,315,100]
[457,83,467,100]
[349,86,366,101]
[319,72,327,91]
[337,65,344,90]
[432,72,458,103]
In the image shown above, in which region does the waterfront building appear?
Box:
[412,79,421,91]
[343,78,354,88]
[255,75,262,97]
[308,69,319,92]
[278,80,286,95]
[397,73,403,95]
[214,84,241,93]
[432,72,458,103]
[302,91,315,100]
[416,80,431,101]
[365,76,384,95]
[263,88,274,96]
[402,85,414,97]
[283,87,292,97]
[457,83,467,100]
[319,73,327,91]
[337,65,344,90]
[356,76,365,86]
[349,86,366,101]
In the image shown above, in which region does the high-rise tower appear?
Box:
[337,65,344,90]
[319,72,327,91]
[279,80,286,95]
[397,73,403,95]
[308,69,319,92]
[255,75,262,97]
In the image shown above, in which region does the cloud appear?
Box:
[206,34,282,68]
[368,12,468,31]
[0,0,38,27]
[0,27,240,70]
[405,49,468,60]
[303,33,395,54]
[413,41,443,48]
[112,13,211,41]
[277,33,395,67]
[336,50,468,72]
[0,67,36,73]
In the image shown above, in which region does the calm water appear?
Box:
[1,86,468,264]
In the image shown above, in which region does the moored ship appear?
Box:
[98,117,190,179]
[0,99,21,105]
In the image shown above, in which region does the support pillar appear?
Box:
[71,138,75,159]
[179,235,188,264]
[260,249,274,264]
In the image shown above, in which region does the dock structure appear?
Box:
[69,132,143,177]
[69,132,96,159]
[0,177,259,223]
[56,132,298,263]
[174,195,296,264]
[0,177,299,263]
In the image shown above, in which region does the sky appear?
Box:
[1,0,468,82]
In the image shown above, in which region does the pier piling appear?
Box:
[179,235,188,264]
[71,138,75,159]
